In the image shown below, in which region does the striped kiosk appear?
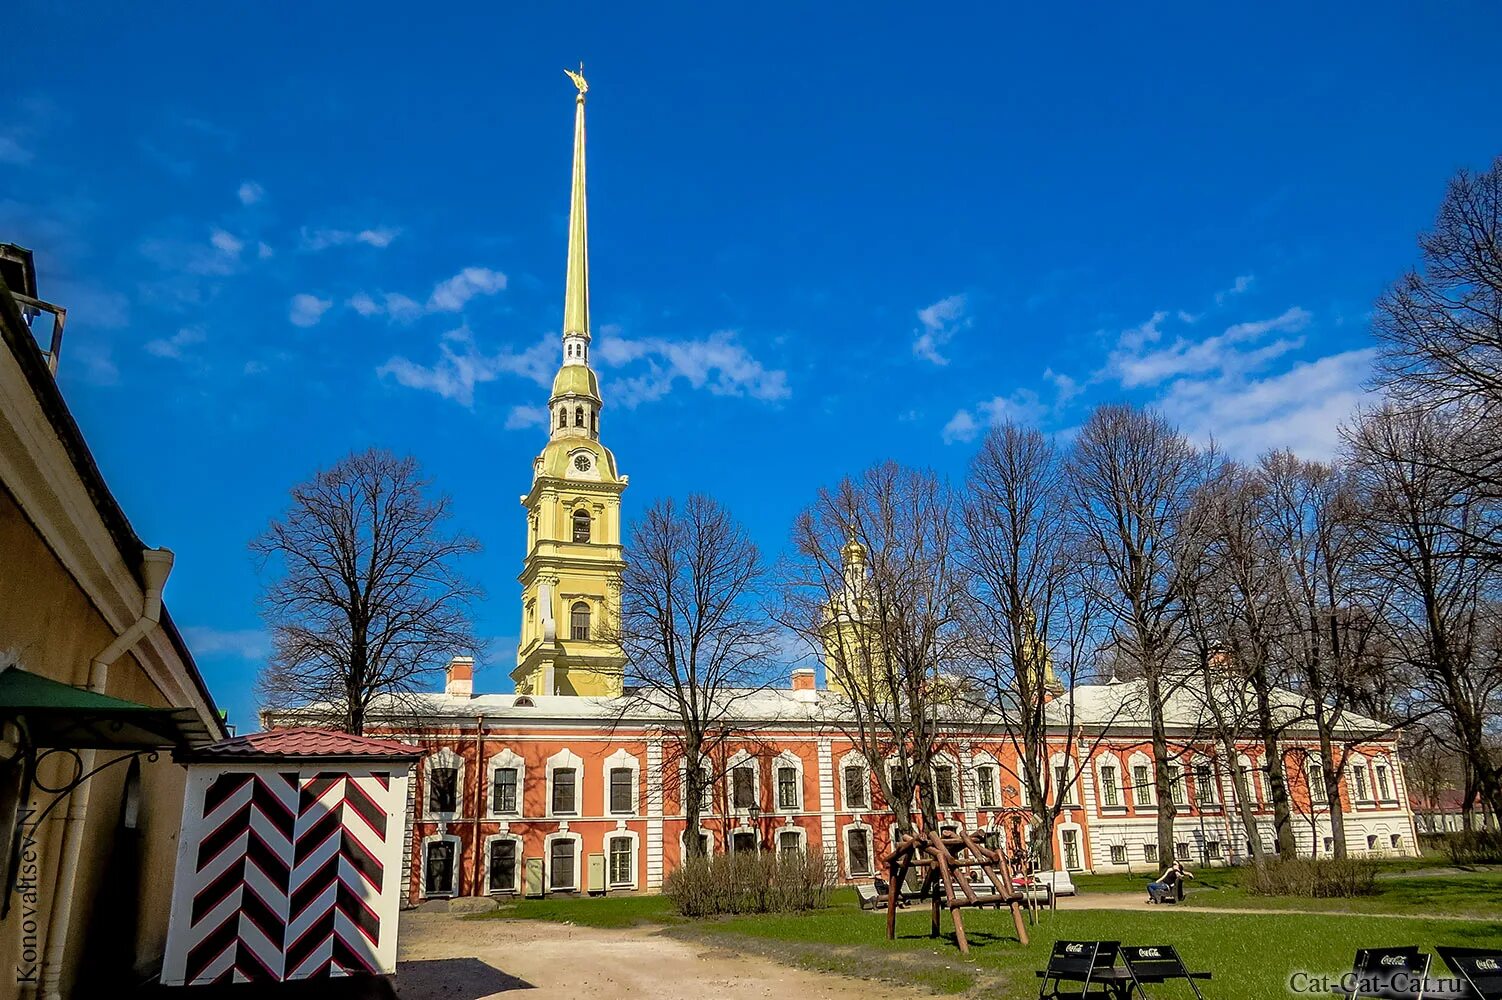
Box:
[161,728,420,987]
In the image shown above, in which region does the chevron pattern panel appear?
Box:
[164,766,408,985]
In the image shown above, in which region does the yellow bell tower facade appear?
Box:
[513,68,629,698]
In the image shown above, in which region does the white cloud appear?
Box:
[1107,306,1310,388]
[913,293,971,365]
[943,388,1056,444]
[182,626,273,660]
[504,405,549,430]
[1216,273,1255,304]
[237,181,264,205]
[209,228,244,255]
[1158,348,1375,460]
[243,360,268,375]
[942,409,980,444]
[595,330,790,407]
[256,241,274,259]
[145,326,206,360]
[428,267,508,312]
[299,226,401,251]
[289,293,332,327]
[348,291,381,317]
[378,330,554,407]
[350,269,504,323]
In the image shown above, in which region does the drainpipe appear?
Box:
[37,548,174,1000]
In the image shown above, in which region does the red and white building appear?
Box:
[272,661,1419,906]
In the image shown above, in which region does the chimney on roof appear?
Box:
[791,667,817,697]
[444,656,474,699]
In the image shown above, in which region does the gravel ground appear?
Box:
[395,911,922,1000]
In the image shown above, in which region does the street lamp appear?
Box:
[747,803,761,850]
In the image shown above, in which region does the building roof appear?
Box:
[178,726,421,763]
[264,671,1396,747]
[0,266,227,740]
[1066,674,1394,738]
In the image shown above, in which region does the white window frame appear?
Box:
[971,752,1001,810]
[546,748,585,818]
[677,758,715,816]
[1373,757,1395,802]
[605,829,639,889]
[1306,756,1328,804]
[1235,753,1263,807]
[680,826,717,858]
[775,825,807,859]
[725,749,760,817]
[1351,759,1371,803]
[931,756,961,810]
[486,747,525,819]
[772,751,804,813]
[1095,754,1124,810]
[420,832,462,898]
[1049,752,1078,807]
[842,821,874,878]
[1056,822,1084,871]
[1128,752,1155,807]
[838,751,871,812]
[604,748,641,816]
[482,832,524,894]
[1192,756,1219,807]
[729,827,761,855]
[423,748,465,821]
[543,830,583,893]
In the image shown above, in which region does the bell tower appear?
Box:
[513,67,628,697]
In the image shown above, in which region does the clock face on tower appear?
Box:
[573,454,592,473]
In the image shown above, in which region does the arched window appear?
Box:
[558,408,567,428]
[574,405,584,427]
[570,602,590,641]
[572,509,591,543]
[591,410,598,434]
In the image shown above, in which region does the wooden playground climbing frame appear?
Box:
[883,828,1030,954]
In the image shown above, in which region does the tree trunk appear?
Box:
[1253,684,1297,859]
[683,740,705,859]
[1220,733,1265,863]
[1319,737,1347,859]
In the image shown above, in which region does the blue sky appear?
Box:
[4,3,1500,731]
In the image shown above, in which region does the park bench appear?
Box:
[1034,940,1120,998]
[1437,946,1502,1000]
[1120,944,1212,1000]
[1334,946,1431,999]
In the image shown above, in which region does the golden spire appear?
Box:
[562,65,589,342]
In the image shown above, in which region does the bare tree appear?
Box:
[253,449,480,735]
[1373,155,1502,561]
[959,423,1116,866]
[1346,404,1502,822]
[780,462,968,835]
[1176,463,1282,863]
[1068,404,1211,857]
[607,495,777,857]
[1259,451,1392,858]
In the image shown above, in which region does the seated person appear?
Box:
[1147,861,1193,903]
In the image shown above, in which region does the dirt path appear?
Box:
[396,912,927,1000]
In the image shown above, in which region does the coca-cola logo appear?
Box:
[1477,959,1500,971]
[1065,944,1085,953]
[1379,956,1406,967]
[1138,948,1162,958]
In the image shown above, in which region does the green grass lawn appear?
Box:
[471,888,1502,998]
[1073,863,1502,919]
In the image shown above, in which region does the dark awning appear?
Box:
[0,667,217,750]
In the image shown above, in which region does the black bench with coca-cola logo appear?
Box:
[1034,940,1213,999]
[1332,946,1432,999]
[1120,944,1212,999]
[1438,947,1502,1000]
